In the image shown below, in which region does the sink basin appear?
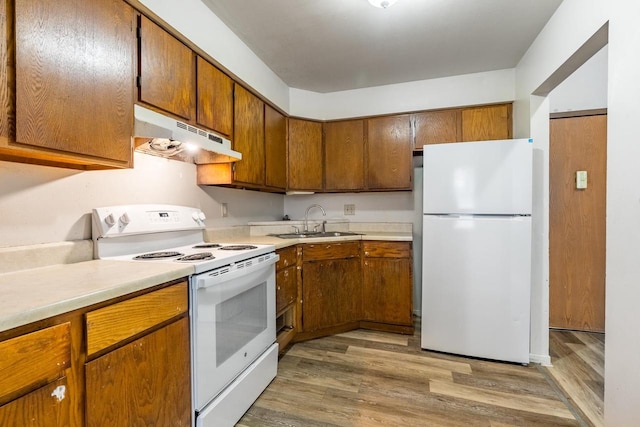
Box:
[271,231,361,239]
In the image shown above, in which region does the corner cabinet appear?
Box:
[137,15,194,121]
[366,115,413,190]
[265,105,287,190]
[1,0,136,169]
[362,241,413,330]
[300,242,362,334]
[232,84,265,187]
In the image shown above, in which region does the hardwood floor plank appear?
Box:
[337,329,410,346]
[429,379,576,419]
[346,345,473,374]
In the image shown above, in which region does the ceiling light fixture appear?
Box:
[368,0,399,9]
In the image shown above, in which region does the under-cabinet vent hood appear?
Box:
[133,104,241,163]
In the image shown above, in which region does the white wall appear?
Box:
[605,1,640,424]
[290,69,515,120]
[0,154,283,248]
[550,45,608,113]
[513,0,609,365]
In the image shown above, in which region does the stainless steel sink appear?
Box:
[271,231,361,239]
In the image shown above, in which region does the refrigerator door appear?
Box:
[423,138,532,215]
[421,215,531,364]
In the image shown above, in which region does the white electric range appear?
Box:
[92,204,278,427]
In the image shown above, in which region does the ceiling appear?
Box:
[200,0,563,93]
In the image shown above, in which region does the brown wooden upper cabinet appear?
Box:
[196,57,233,137]
[265,105,287,190]
[138,15,194,121]
[461,104,512,142]
[324,119,365,191]
[288,118,323,191]
[413,109,461,148]
[2,0,135,169]
[233,84,265,187]
[366,115,413,190]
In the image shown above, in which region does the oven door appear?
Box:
[191,254,277,412]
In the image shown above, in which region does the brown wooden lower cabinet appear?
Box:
[0,279,190,427]
[284,240,413,342]
[85,316,191,427]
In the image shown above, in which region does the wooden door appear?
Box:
[15,0,135,165]
[233,84,265,186]
[265,105,287,190]
[461,104,511,142]
[324,119,365,191]
[413,110,461,148]
[138,15,194,120]
[288,118,323,191]
[196,56,233,137]
[366,115,412,190]
[85,317,191,426]
[550,114,607,332]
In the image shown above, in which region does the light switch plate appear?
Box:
[576,171,588,189]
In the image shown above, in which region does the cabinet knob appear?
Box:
[364,251,369,256]
[283,270,289,277]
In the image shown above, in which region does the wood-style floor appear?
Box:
[239,322,603,426]
[545,329,605,427]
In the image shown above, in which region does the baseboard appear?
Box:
[529,353,552,366]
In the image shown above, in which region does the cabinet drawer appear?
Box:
[362,241,411,258]
[276,266,297,313]
[303,242,360,261]
[276,246,298,270]
[85,282,188,356]
[0,323,71,403]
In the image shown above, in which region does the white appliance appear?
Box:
[421,139,532,364]
[92,204,278,427]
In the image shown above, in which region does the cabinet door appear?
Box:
[14,0,134,166]
[461,104,512,142]
[366,115,412,190]
[302,258,361,331]
[324,120,365,191]
[288,118,323,191]
[196,57,233,137]
[363,257,413,325]
[0,377,70,427]
[85,317,191,427]
[138,15,194,120]
[276,266,297,313]
[233,84,265,186]
[413,110,461,149]
[265,105,287,190]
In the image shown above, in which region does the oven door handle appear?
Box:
[195,254,279,288]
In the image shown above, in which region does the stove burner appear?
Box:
[219,245,258,251]
[192,243,222,249]
[133,251,183,260]
[176,252,214,262]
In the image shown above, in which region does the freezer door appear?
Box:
[423,138,532,215]
[421,215,531,364]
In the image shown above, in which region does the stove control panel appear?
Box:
[92,204,206,238]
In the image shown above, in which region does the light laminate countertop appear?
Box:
[0,260,192,334]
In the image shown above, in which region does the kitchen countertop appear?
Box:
[0,260,193,334]
[0,225,412,334]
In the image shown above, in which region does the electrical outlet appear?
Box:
[344,204,355,215]
[221,203,228,217]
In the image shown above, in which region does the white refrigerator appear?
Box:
[421,138,532,364]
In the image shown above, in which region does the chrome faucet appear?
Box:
[304,204,326,232]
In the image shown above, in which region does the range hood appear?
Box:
[133,104,241,163]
